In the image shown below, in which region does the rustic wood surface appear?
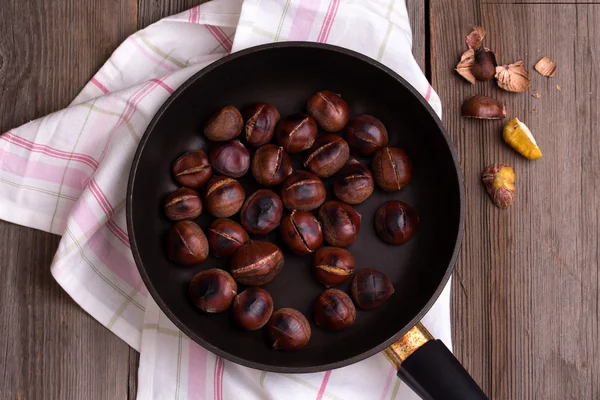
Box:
[0,0,598,399]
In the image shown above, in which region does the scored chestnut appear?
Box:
[318,201,361,247]
[172,150,212,188]
[280,210,323,255]
[333,159,374,204]
[167,220,209,265]
[280,170,326,211]
[252,144,293,186]
[351,269,394,310]
[276,113,318,153]
[204,176,245,218]
[306,90,349,132]
[304,134,350,178]
[164,187,202,221]
[230,240,284,286]
[204,105,244,141]
[314,289,356,330]
[344,115,388,156]
[207,218,249,257]
[240,189,283,235]
[312,247,355,287]
[374,201,419,245]
[232,287,274,330]
[209,140,250,178]
[371,147,412,192]
[267,308,311,351]
[242,103,280,147]
[189,269,237,313]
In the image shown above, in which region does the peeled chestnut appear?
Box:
[304,134,350,178]
[232,287,274,330]
[209,140,250,178]
[267,308,311,350]
[375,201,419,245]
[280,210,323,255]
[280,170,326,211]
[164,188,202,221]
[207,218,249,257]
[240,189,283,235]
[189,269,237,313]
[344,115,388,156]
[314,289,356,330]
[204,105,243,141]
[312,247,355,287]
[252,144,293,186]
[230,240,284,286]
[167,221,209,265]
[306,90,349,132]
[351,269,394,310]
[333,159,374,204]
[172,150,212,188]
[276,113,318,153]
[204,176,245,218]
[242,103,280,147]
[371,147,412,192]
[318,201,361,247]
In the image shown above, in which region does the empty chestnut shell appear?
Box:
[333,159,374,204]
[207,218,249,257]
[280,210,323,255]
[242,103,280,147]
[344,115,388,156]
[172,150,212,188]
[276,113,318,153]
[209,140,250,178]
[318,201,361,247]
[371,147,412,192]
[267,308,311,350]
[232,287,274,330]
[240,189,283,235]
[314,289,356,330]
[304,134,350,178]
[461,95,506,120]
[306,90,349,132]
[374,201,419,244]
[351,269,395,310]
[252,144,293,186]
[164,188,202,221]
[189,269,237,313]
[312,247,355,287]
[230,240,284,286]
[204,105,244,141]
[204,176,245,218]
[167,221,209,265]
[280,170,326,211]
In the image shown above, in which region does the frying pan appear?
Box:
[127,42,487,399]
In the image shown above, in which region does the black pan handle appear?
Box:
[383,323,487,400]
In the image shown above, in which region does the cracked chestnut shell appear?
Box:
[267,308,311,351]
[333,159,374,204]
[280,170,326,211]
[240,189,283,235]
[230,240,284,286]
[312,246,355,287]
[172,150,212,188]
[209,140,250,178]
[351,269,394,310]
[167,220,209,265]
[204,176,245,218]
[189,269,237,313]
[314,289,356,330]
[252,144,293,186]
[232,287,274,330]
[242,103,280,147]
[318,201,361,247]
[204,105,243,141]
[304,134,350,178]
[306,90,349,132]
[375,201,419,245]
[280,210,323,255]
[344,115,388,156]
[461,95,507,120]
[372,147,412,192]
[164,187,202,221]
[207,218,249,257]
[276,113,318,153]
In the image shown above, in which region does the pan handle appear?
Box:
[383,323,488,400]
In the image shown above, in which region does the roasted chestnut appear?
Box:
[312,247,355,287]
[172,150,212,188]
[333,159,374,204]
[371,147,412,192]
[280,210,323,255]
[204,176,245,218]
[207,218,249,257]
[351,269,394,310]
[303,134,350,178]
[204,105,243,141]
[242,103,280,147]
[314,289,356,330]
[164,188,202,221]
[276,113,318,153]
[232,287,274,330]
[230,240,284,286]
[344,114,388,156]
[280,170,326,211]
[267,308,311,350]
[209,140,250,178]
[374,201,419,244]
[318,201,361,247]
[240,189,283,235]
[251,144,293,186]
[306,90,349,132]
[167,221,209,265]
[189,269,237,313]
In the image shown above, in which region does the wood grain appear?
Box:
[137,0,207,29]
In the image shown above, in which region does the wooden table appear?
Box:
[1,1,598,398]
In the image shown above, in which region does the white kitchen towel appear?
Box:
[0,0,449,399]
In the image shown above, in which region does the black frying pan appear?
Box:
[127,42,487,399]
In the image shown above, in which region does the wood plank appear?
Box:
[406,0,427,72]
[138,0,207,29]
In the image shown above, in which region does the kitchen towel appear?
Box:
[0,0,449,399]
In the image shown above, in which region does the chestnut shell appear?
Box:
[350,269,395,310]
[207,218,249,257]
[232,287,274,330]
[280,170,326,211]
[230,240,284,286]
[276,113,318,153]
[172,150,212,188]
[306,90,349,132]
[242,103,280,147]
[166,221,209,265]
[344,115,388,156]
[240,189,283,235]
[251,144,293,186]
[314,289,356,330]
[374,201,419,244]
[312,246,355,287]
[204,105,243,141]
[280,210,323,255]
[209,140,250,178]
[267,308,311,351]
[318,201,361,247]
[304,134,350,178]
[333,159,374,204]
[189,269,237,313]
[204,176,245,218]
[164,187,202,221]
[371,147,412,192]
